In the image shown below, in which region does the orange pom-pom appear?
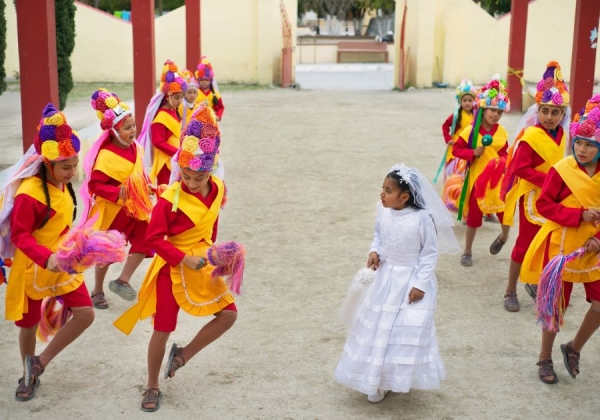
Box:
[122,172,153,221]
[57,140,77,158]
[178,150,193,167]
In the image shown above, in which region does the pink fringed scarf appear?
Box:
[206,241,246,295]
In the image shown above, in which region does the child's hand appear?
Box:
[583,209,600,224]
[119,187,128,203]
[447,140,455,146]
[584,238,600,254]
[408,287,425,303]
[367,252,380,270]
[473,146,485,157]
[183,255,207,270]
[46,254,60,272]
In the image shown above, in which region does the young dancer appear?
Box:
[80,89,154,309]
[334,163,459,403]
[521,94,600,384]
[195,57,225,121]
[500,62,570,311]
[114,105,236,412]
[1,104,94,401]
[452,75,511,267]
[138,60,188,185]
[179,69,199,131]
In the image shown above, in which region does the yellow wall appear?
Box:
[5,0,297,85]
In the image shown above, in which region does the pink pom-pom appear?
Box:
[206,241,246,295]
[56,227,128,274]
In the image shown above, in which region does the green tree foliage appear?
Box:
[55,0,76,110]
[474,0,511,17]
[0,0,6,94]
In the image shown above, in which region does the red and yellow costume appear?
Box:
[87,135,152,255]
[453,123,509,227]
[150,108,181,186]
[196,89,224,120]
[520,156,600,305]
[502,125,565,262]
[114,177,234,334]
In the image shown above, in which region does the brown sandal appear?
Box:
[91,291,109,309]
[536,359,558,384]
[164,343,186,379]
[141,388,163,412]
[560,341,580,378]
[15,376,41,401]
[489,235,506,255]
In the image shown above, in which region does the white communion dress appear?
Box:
[334,204,445,395]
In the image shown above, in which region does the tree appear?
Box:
[0,0,6,95]
[350,1,367,36]
[473,0,511,17]
[55,0,76,110]
[361,0,395,38]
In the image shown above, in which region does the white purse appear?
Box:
[339,267,376,326]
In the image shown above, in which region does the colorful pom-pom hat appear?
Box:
[176,105,220,173]
[455,79,476,103]
[181,69,199,89]
[570,94,600,164]
[91,88,132,131]
[476,74,510,112]
[195,56,214,81]
[160,60,188,94]
[535,61,570,107]
[34,103,81,162]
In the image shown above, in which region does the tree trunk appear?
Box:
[352,17,363,36]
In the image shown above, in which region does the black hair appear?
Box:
[456,104,464,133]
[386,171,424,210]
[210,82,219,107]
[39,164,78,229]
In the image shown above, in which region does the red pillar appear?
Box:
[569,0,600,115]
[15,0,59,152]
[131,0,156,131]
[506,0,528,113]
[186,0,201,70]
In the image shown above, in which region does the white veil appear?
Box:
[389,163,460,255]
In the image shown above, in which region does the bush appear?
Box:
[55,0,76,110]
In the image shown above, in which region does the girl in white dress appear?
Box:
[334,163,460,403]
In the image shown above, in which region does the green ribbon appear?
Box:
[456,109,483,221]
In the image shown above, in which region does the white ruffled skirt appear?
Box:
[334,257,445,395]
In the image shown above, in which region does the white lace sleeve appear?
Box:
[369,201,383,255]
[413,212,439,292]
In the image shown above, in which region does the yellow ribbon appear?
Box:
[507,67,526,88]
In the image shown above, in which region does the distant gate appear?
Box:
[280,1,293,88]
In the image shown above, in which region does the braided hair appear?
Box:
[210,82,219,107]
[38,164,78,229]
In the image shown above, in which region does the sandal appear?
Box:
[164,343,186,379]
[560,341,580,378]
[524,284,538,301]
[489,235,506,255]
[15,376,41,401]
[91,291,109,309]
[460,253,473,267]
[503,292,520,312]
[141,388,163,412]
[24,355,45,390]
[109,279,137,301]
[536,359,558,384]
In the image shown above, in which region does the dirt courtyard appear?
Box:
[0,87,600,419]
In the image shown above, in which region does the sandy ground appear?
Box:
[0,87,600,420]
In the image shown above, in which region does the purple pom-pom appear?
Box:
[91,90,100,101]
[42,103,57,118]
[543,67,555,80]
[201,154,214,170]
[541,90,553,103]
[39,125,56,141]
[165,72,175,83]
[71,135,81,152]
[186,120,202,137]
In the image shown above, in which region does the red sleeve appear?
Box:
[151,122,178,156]
[537,168,584,228]
[497,140,508,158]
[88,170,121,202]
[211,216,219,243]
[10,195,54,267]
[512,142,546,188]
[214,97,225,120]
[452,136,475,162]
[442,114,453,143]
[146,198,187,266]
